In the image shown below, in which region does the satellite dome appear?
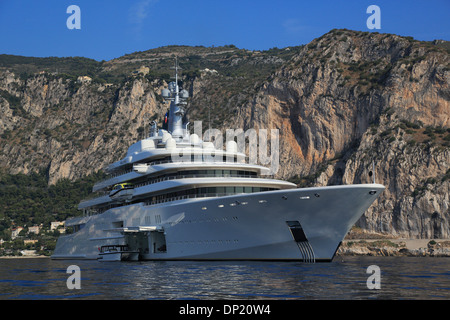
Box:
[165,138,176,150]
[162,132,172,143]
[226,140,237,153]
[180,89,189,99]
[168,82,176,91]
[161,89,170,98]
[190,134,200,144]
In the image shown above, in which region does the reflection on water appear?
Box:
[0,256,449,299]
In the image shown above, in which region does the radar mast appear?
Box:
[161,57,189,141]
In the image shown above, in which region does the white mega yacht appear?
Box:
[52,61,384,262]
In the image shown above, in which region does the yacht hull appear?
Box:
[52,184,384,262]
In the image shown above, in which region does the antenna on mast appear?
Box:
[171,56,180,95]
[372,160,376,184]
[369,160,376,184]
[161,57,189,140]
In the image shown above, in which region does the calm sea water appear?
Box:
[0,256,449,300]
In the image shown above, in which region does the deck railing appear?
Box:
[94,158,245,189]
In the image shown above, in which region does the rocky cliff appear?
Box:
[0,71,167,184]
[232,30,450,238]
[0,29,449,238]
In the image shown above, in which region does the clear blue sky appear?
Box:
[0,0,449,61]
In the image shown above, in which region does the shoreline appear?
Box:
[2,239,450,259]
[337,238,450,257]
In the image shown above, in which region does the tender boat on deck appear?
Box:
[98,244,139,261]
[109,183,134,202]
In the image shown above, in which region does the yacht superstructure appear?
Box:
[52,60,384,262]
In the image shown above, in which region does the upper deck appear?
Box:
[96,130,272,192]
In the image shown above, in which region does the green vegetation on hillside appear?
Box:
[0,45,304,86]
[0,54,102,80]
[0,171,104,256]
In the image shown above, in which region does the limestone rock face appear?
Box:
[0,29,449,238]
[0,74,164,184]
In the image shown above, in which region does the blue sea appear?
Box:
[0,256,449,300]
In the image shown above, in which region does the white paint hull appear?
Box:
[52,184,384,262]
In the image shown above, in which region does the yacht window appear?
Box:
[112,221,123,228]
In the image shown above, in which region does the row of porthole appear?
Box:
[201,200,263,211]
[179,216,239,224]
[198,193,325,211]
[170,239,239,245]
